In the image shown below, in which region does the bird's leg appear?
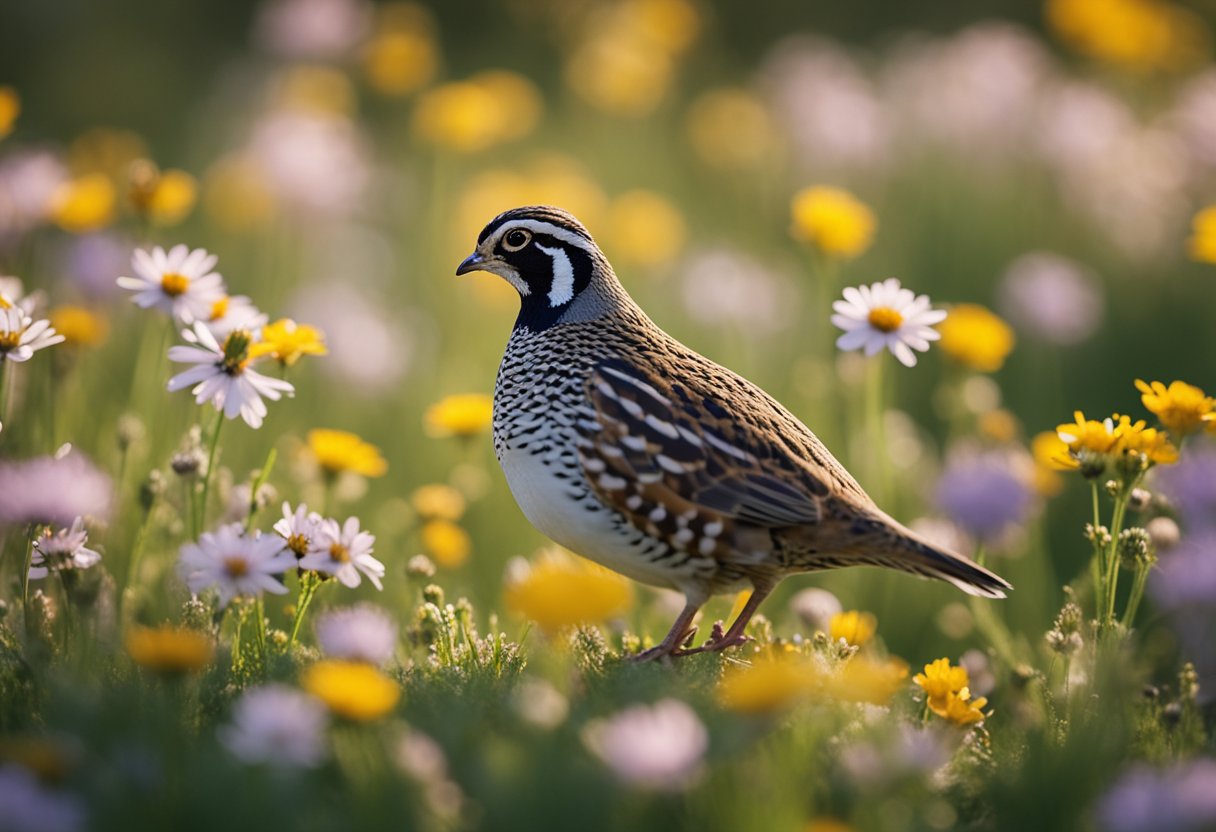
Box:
[627,601,702,663]
[679,583,775,655]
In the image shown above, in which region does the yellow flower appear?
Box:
[504,549,634,633]
[606,190,687,268]
[1056,410,1118,462]
[828,610,877,647]
[1046,0,1208,74]
[301,660,400,721]
[979,409,1021,444]
[685,87,776,171]
[1113,415,1179,466]
[0,86,19,139]
[203,155,276,232]
[1030,430,1070,495]
[937,304,1016,373]
[627,0,701,54]
[125,626,214,674]
[412,71,541,153]
[411,484,466,521]
[48,305,108,348]
[420,519,471,568]
[363,10,439,97]
[718,653,819,713]
[1188,205,1216,263]
[68,127,145,180]
[928,686,989,726]
[913,657,969,709]
[307,428,388,478]
[251,318,327,366]
[565,32,673,118]
[825,656,909,706]
[128,161,197,226]
[425,393,493,439]
[50,174,116,233]
[1135,379,1214,437]
[790,186,876,260]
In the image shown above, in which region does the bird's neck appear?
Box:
[513,269,639,334]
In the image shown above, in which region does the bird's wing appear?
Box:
[575,358,831,564]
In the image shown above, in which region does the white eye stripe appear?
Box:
[498,219,595,257]
[535,242,575,307]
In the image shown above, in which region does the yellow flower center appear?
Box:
[867,307,903,333]
[329,543,350,563]
[0,330,20,351]
[222,556,249,577]
[161,272,190,297]
[286,533,310,558]
[210,296,230,321]
[0,295,11,309]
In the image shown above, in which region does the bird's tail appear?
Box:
[840,513,1013,599]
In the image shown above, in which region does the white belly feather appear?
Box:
[499,444,684,590]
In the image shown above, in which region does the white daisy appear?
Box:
[167,322,294,429]
[0,307,64,363]
[315,603,397,665]
[831,277,947,367]
[204,294,269,339]
[299,516,384,589]
[29,516,102,579]
[178,523,297,607]
[116,244,226,324]
[273,501,324,560]
[0,276,44,315]
[218,684,329,768]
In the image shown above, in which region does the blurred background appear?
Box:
[2,0,1215,662]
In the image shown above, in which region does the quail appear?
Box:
[457,206,1011,661]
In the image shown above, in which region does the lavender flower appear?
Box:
[934,450,1033,542]
[1150,532,1216,611]
[0,452,113,527]
[0,765,85,832]
[1096,759,1216,832]
[1154,441,1216,531]
[29,517,101,579]
[997,252,1104,346]
[219,684,329,768]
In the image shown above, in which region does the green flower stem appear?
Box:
[246,448,277,533]
[1121,565,1151,630]
[253,596,268,668]
[231,604,247,674]
[121,500,155,623]
[21,526,36,640]
[864,355,891,506]
[1102,475,1140,630]
[968,545,1021,667]
[1089,482,1105,618]
[197,412,224,533]
[289,571,322,646]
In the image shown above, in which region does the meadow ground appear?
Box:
[1,1,1215,830]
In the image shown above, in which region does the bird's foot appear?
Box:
[672,621,754,656]
[627,625,698,663]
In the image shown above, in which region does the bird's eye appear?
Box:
[503,229,531,251]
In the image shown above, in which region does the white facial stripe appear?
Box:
[535,243,574,307]
[498,219,595,255]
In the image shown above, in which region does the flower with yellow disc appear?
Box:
[425,393,493,439]
[790,186,875,260]
[253,319,327,367]
[307,429,388,478]
[301,659,400,721]
[1135,379,1214,437]
[937,304,1015,373]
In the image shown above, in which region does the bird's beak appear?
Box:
[456,252,486,276]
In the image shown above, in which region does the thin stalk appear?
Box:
[21,526,36,640]
[1102,478,1139,629]
[121,502,156,623]
[231,604,246,674]
[864,355,890,505]
[289,571,321,645]
[1121,565,1151,629]
[198,413,224,531]
[0,360,9,438]
[1089,482,1105,617]
[254,596,268,669]
[968,545,1021,667]
[245,449,277,534]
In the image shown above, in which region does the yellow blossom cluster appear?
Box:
[252,319,327,366]
[504,549,634,633]
[565,0,701,117]
[1046,0,1209,74]
[362,3,440,96]
[685,87,778,171]
[425,393,493,439]
[1188,205,1216,263]
[127,160,198,226]
[125,626,215,674]
[307,428,388,478]
[789,186,876,260]
[1135,379,1216,437]
[913,658,988,726]
[828,610,877,647]
[301,659,400,721]
[937,304,1016,373]
[718,649,908,714]
[412,70,542,153]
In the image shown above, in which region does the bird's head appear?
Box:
[456,205,619,331]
